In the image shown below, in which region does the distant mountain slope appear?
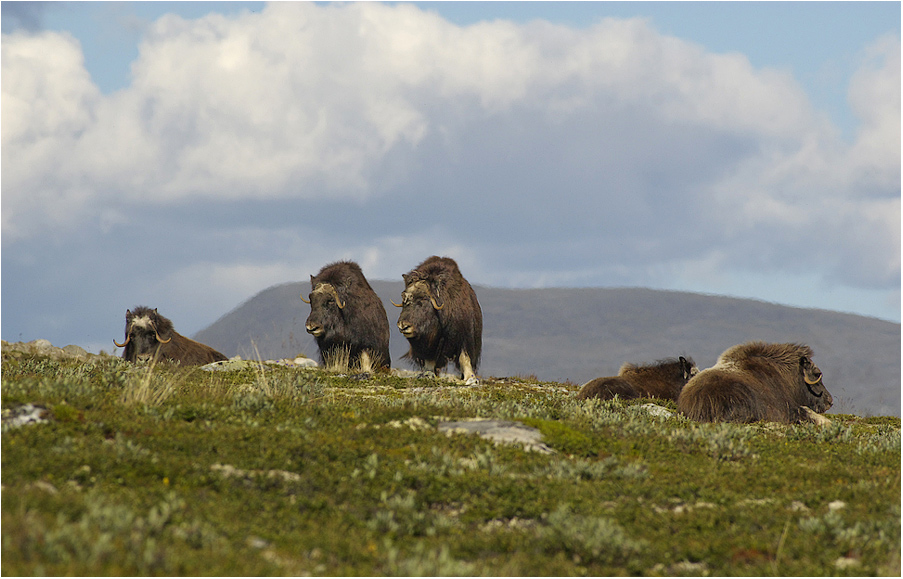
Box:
[194,281,901,417]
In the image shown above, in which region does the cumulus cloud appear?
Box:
[1,1,899,344]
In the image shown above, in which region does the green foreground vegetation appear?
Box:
[2,353,900,576]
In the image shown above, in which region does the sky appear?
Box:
[2,1,900,355]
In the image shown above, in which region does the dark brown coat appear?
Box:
[677,342,833,423]
[114,306,227,365]
[577,357,697,402]
[394,256,482,383]
[303,261,391,370]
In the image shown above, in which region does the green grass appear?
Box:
[2,353,900,576]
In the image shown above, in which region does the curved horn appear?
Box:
[804,374,822,386]
[390,298,403,307]
[300,293,311,304]
[113,335,130,348]
[330,286,346,309]
[429,296,444,311]
[150,322,172,344]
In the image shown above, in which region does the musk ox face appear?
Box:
[800,355,833,413]
[114,308,173,362]
[395,280,441,341]
[304,281,346,340]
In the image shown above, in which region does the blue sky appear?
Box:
[2,1,900,353]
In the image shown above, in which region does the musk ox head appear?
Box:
[301,261,391,370]
[303,280,346,340]
[394,278,443,341]
[799,354,832,413]
[114,306,174,362]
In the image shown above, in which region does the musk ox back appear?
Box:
[677,341,833,424]
[394,256,482,384]
[302,261,391,371]
[577,357,697,402]
[114,306,228,365]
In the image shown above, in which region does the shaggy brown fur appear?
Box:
[577,357,697,402]
[303,261,391,370]
[115,306,227,365]
[677,341,833,423]
[394,256,482,383]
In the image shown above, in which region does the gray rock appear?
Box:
[438,419,555,454]
[2,404,50,431]
[62,344,89,360]
[639,403,674,418]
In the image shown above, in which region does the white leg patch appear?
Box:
[459,352,479,385]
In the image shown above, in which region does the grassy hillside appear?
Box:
[3,350,900,576]
[194,282,901,417]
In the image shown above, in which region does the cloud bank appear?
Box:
[2,2,899,345]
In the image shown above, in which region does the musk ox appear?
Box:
[677,341,833,424]
[302,261,391,371]
[114,306,228,365]
[393,256,482,384]
[577,357,698,402]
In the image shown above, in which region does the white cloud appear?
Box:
[1,30,101,239]
[1,2,899,330]
[846,34,901,188]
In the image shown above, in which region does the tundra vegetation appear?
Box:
[2,346,899,576]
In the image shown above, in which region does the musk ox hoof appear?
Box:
[415,371,437,380]
[464,375,480,386]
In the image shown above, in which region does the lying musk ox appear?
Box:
[114,306,228,365]
[393,256,482,384]
[677,341,833,423]
[302,261,391,370]
[577,357,698,402]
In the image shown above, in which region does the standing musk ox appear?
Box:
[302,261,391,371]
[577,357,698,402]
[114,306,228,365]
[393,256,482,384]
[677,341,833,424]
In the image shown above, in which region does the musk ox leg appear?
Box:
[358,350,374,374]
[799,406,833,426]
[459,352,479,385]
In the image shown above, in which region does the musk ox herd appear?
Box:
[114,255,833,424]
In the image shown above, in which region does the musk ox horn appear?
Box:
[330,286,346,309]
[390,298,403,307]
[150,322,172,344]
[300,293,311,304]
[113,335,130,348]
[429,295,444,311]
[804,374,822,386]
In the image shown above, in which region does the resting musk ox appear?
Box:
[677,341,833,424]
[114,306,228,365]
[302,261,391,371]
[393,256,482,384]
[577,357,698,402]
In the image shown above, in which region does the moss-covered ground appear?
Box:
[2,354,899,575]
